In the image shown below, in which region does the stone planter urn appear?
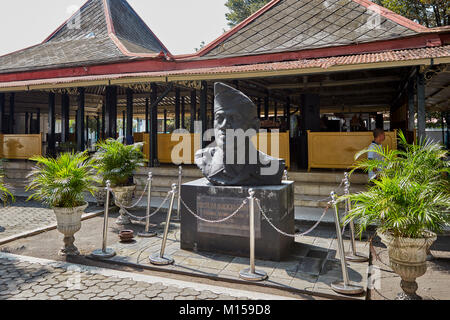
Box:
[53,202,88,256]
[94,187,114,207]
[112,185,136,225]
[378,230,437,300]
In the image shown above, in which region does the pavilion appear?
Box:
[0,0,449,171]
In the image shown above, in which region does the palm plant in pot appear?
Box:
[342,131,449,300]
[93,139,145,225]
[26,152,97,256]
[0,159,15,206]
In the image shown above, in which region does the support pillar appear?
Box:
[274,102,278,122]
[0,93,4,134]
[175,88,181,129]
[190,90,197,133]
[86,115,90,148]
[9,93,15,134]
[48,92,56,156]
[145,97,149,133]
[376,114,384,129]
[126,88,133,144]
[37,109,40,134]
[200,81,208,147]
[408,80,415,131]
[181,96,186,129]
[299,93,320,170]
[285,97,291,123]
[417,71,426,141]
[61,93,70,143]
[264,95,269,120]
[257,98,261,120]
[25,112,29,134]
[150,83,158,167]
[96,115,100,142]
[122,110,126,138]
[163,109,167,133]
[105,86,117,139]
[76,88,85,151]
[101,101,106,140]
[29,113,34,134]
[210,98,214,129]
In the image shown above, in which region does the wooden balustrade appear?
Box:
[307,130,397,171]
[0,134,43,159]
[134,132,291,168]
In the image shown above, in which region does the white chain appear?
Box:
[256,198,331,238]
[108,180,150,210]
[118,192,172,221]
[180,197,248,224]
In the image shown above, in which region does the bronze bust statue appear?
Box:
[195,82,285,186]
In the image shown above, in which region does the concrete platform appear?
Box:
[92,210,370,300]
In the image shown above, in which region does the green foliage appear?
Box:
[373,0,449,27]
[93,139,145,187]
[225,0,271,27]
[195,41,206,52]
[26,152,97,208]
[0,160,14,205]
[342,131,450,238]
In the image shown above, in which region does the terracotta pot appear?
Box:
[112,185,136,225]
[378,230,437,300]
[119,230,135,242]
[53,202,88,256]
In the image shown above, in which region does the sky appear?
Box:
[0,0,230,56]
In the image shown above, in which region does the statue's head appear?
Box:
[214,82,260,148]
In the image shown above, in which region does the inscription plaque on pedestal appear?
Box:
[181,178,295,261]
[197,195,261,238]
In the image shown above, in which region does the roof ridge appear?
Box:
[102,0,170,58]
[350,0,429,33]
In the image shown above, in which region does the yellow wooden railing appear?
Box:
[0,134,43,159]
[134,132,290,168]
[307,130,397,171]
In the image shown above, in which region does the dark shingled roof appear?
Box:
[0,0,169,74]
[201,0,426,58]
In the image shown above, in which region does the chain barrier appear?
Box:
[114,191,172,221]
[256,198,331,238]
[180,197,248,224]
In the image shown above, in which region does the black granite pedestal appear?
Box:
[180,178,295,262]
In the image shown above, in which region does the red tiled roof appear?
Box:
[1,45,448,89]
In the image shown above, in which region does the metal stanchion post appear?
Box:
[239,189,268,282]
[149,184,177,265]
[172,166,182,222]
[91,181,116,259]
[343,173,369,263]
[138,172,157,238]
[330,192,364,295]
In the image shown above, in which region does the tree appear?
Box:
[225,0,271,27]
[195,41,206,52]
[373,0,449,27]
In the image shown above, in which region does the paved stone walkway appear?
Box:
[0,253,296,300]
[0,198,101,242]
[99,211,369,300]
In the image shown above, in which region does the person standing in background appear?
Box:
[367,128,386,180]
